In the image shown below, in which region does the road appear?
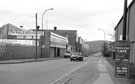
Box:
[0,55,131,84]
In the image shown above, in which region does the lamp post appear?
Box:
[98,28,105,56]
[41,8,53,31]
[41,8,53,58]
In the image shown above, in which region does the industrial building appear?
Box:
[0,23,67,60]
[114,0,135,78]
[0,23,89,60]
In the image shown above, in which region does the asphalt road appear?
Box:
[0,57,93,84]
[64,55,131,84]
[0,55,131,84]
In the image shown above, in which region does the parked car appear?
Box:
[70,52,83,61]
[64,51,71,58]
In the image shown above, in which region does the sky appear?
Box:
[0,0,132,41]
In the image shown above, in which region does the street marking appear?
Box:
[50,62,89,84]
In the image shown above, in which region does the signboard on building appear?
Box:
[0,39,39,46]
[115,41,130,77]
[50,32,68,48]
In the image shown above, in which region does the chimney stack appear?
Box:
[54,26,57,30]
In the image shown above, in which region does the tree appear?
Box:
[106,22,116,41]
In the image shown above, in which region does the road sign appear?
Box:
[115,41,130,77]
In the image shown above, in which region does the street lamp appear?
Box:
[98,28,105,56]
[41,8,54,58]
[41,8,53,31]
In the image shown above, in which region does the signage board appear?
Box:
[0,39,39,46]
[115,41,130,77]
[50,32,67,48]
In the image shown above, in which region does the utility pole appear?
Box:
[123,0,127,40]
[35,13,38,61]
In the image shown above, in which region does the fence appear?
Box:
[0,44,41,60]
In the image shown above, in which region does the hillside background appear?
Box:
[86,40,104,54]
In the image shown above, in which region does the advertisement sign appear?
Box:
[0,39,39,46]
[115,41,130,77]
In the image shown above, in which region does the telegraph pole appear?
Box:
[123,0,127,40]
[35,13,38,61]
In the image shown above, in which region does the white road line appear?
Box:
[50,62,89,84]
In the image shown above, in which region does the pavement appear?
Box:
[64,56,131,84]
[105,57,135,84]
[105,57,115,67]
[0,57,63,64]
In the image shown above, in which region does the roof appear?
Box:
[114,16,123,30]
[114,0,135,30]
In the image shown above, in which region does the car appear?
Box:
[64,51,71,58]
[70,52,83,61]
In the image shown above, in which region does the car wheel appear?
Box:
[70,58,72,61]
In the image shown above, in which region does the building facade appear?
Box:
[33,28,90,56]
[114,0,135,78]
[34,29,78,52]
[0,23,68,60]
[41,31,67,58]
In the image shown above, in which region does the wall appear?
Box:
[60,48,66,57]
[43,31,51,58]
[116,18,123,41]
[44,30,77,51]
[50,48,54,58]
[0,45,41,60]
[128,1,135,64]
[0,25,8,39]
[128,2,135,42]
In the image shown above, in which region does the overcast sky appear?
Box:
[0,0,132,41]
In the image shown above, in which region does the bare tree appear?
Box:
[106,22,116,41]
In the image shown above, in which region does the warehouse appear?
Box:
[0,23,68,60]
[114,0,135,78]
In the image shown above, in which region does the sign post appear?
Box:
[115,41,130,77]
